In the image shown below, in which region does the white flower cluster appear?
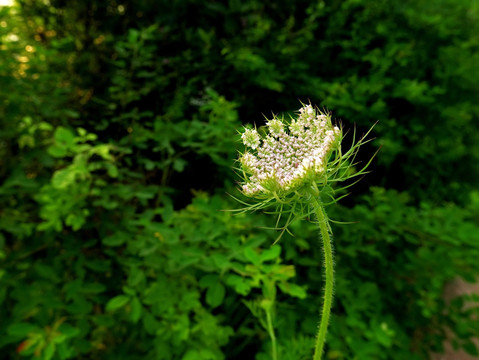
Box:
[240,105,341,196]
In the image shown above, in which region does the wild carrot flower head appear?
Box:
[239,105,341,197]
[233,104,375,237]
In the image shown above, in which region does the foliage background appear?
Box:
[1,0,479,359]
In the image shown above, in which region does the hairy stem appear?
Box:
[313,201,334,360]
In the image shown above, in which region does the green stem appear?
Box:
[265,307,278,360]
[313,201,334,360]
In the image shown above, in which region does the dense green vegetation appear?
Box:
[1,0,478,359]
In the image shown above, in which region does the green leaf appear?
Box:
[92,144,113,160]
[102,232,128,247]
[7,323,40,337]
[225,274,252,296]
[58,324,81,338]
[122,286,136,296]
[173,158,187,172]
[182,349,200,360]
[84,259,111,272]
[206,281,225,308]
[259,245,281,262]
[34,263,60,282]
[105,163,119,178]
[80,283,106,294]
[130,297,142,323]
[127,267,145,287]
[278,282,307,299]
[463,340,479,356]
[211,253,230,269]
[47,145,68,158]
[18,134,35,148]
[54,127,76,148]
[56,342,72,358]
[199,274,218,288]
[44,342,55,360]
[65,212,87,231]
[51,167,76,189]
[65,297,93,315]
[106,295,130,311]
[244,247,261,265]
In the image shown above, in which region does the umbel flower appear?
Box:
[235,104,374,236]
[232,104,376,360]
[239,104,341,198]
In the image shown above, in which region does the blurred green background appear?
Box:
[1,0,479,359]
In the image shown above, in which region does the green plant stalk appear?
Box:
[313,201,334,360]
[265,306,278,360]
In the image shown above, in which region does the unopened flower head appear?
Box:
[241,128,261,150]
[266,119,285,137]
[238,105,342,198]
